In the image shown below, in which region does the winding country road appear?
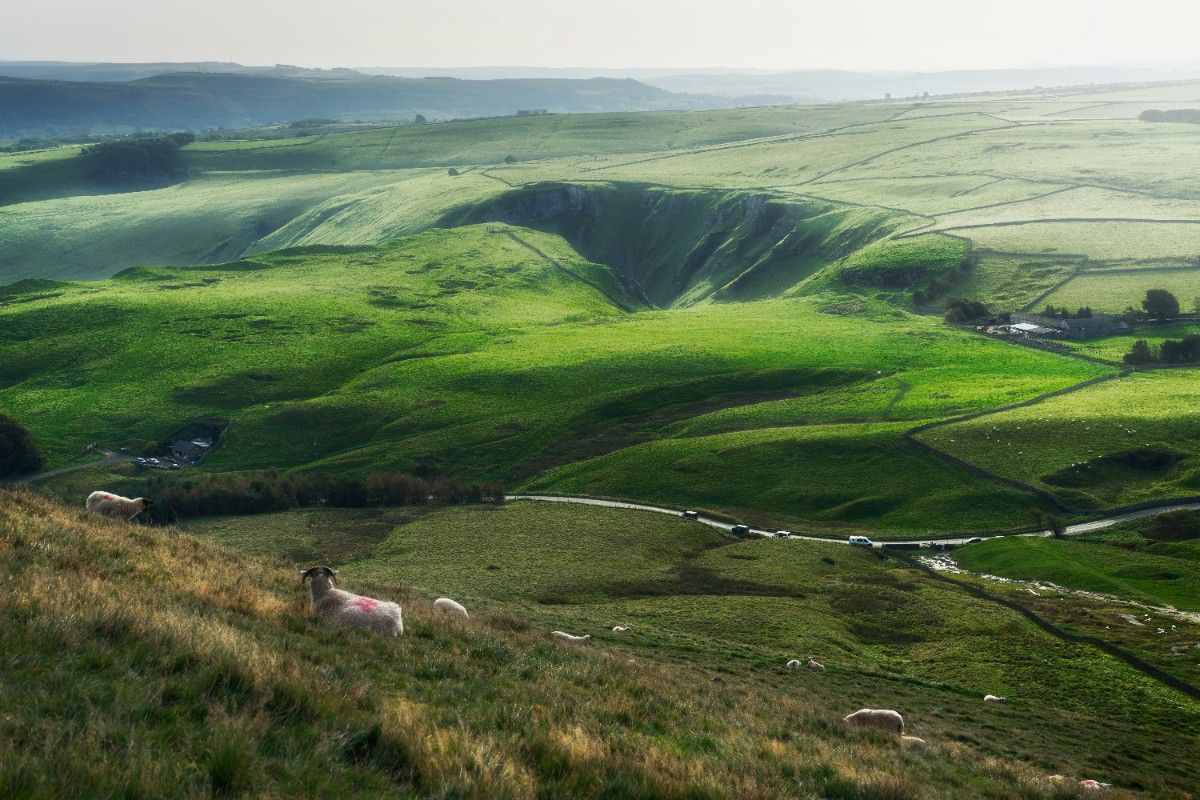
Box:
[506,493,1200,547]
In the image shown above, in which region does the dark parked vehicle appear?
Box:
[731,524,751,536]
[683,510,700,519]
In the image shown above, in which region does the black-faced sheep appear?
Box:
[85,491,152,521]
[301,566,403,636]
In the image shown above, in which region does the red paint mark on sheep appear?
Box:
[354,597,380,611]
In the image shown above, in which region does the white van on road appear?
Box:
[848,535,874,547]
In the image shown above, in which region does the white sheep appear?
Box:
[551,630,591,646]
[433,597,468,618]
[612,625,630,633]
[900,735,927,747]
[807,657,825,671]
[984,694,1006,703]
[786,659,802,669]
[301,566,403,636]
[85,491,152,521]
[842,708,904,735]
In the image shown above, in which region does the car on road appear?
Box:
[682,510,700,519]
[730,524,751,536]
[774,530,791,538]
[848,535,874,547]
[965,537,984,544]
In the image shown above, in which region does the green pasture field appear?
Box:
[950,221,1200,262]
[1043,270,1200,313]
[955,535,1200,611]
[919,370,1200,508]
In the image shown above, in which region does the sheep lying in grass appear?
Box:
[842,708,904,735]
[900,735,926,747]
[301,566,403,637]
[551,630,591,646]
[612,625,630,633]
[433,597,468,618]
[984,694,1006,703]
[807,657,825,671]
[85,491,152,521]
[786,659,802,669]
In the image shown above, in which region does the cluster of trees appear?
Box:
[1124,334,1200,366]
[1041,304,1093,319]
[942,298,991,324]
[1139,109,1200,124]
[81,132,195,186]
[0,414,45,480]
[140,469,504,523]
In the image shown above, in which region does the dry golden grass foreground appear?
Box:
[0,489,1138,799]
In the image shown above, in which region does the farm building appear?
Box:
[171,438,214,463]
[1010,313,1129,339]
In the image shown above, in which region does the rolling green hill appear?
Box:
[1,223,1108,535]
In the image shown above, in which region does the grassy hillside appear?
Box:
[920,370,1200,509]
[6,489,1194,796]
[955,536,1200,611]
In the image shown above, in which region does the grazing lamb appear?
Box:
[551,630,591,646]
[984,694,1006,703]
[786,659,802,669]
[433,597,469,618]
[842,708,904,735]
[85,491,152,521]
[612,625,630,633]
[900,735,927,747]
[300,566,403,637]
[807,657,825,671]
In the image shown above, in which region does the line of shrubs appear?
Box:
[1123,334,1200,366]
[140,469,504,523]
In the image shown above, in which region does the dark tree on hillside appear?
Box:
[0,414,45,479]
[1142,289,1180,318]
[414,114,427,124]
[943,298,989,324]
[1123,339,1157,366]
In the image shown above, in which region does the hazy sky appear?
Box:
[4,0,1200,72]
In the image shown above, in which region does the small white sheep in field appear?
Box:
[433,597,468,617]
[842,708,904,735]
[551,630,591,646]
[85,491,152,521]
[301,566,403,637]
[984,694,1006,703]
[807,657,825,671]
[786,659,802,669]
[612,625,630,633]
[900,735,926,747]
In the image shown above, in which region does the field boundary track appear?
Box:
[906,556,1200,702]
[497,229,643,311]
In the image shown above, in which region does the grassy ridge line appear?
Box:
[497,229,642,311]
[904,555,1200,702]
